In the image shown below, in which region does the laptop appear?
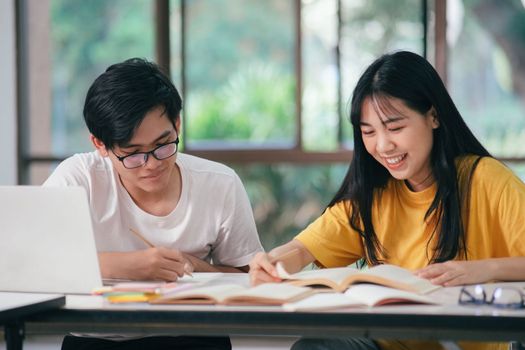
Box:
[0,186,103,294]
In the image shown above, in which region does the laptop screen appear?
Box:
[0,186,103,294]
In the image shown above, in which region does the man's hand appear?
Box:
[99,247,194,281]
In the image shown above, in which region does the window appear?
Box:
[182,0,296,149]
[18,0,154,183]
[447,0,525,159]
[19,0,429,182]
[17,0,525,247]
[339,0,425,146]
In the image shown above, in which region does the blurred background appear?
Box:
[4,0,525,250]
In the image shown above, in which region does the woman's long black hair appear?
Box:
[330,51,491,266]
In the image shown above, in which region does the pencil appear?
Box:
[129,228,193,277]
[129,227,155,248]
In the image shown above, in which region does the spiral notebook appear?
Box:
[0,186,103,294]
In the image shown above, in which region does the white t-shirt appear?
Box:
[44,151,263,267]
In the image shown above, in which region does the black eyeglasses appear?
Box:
[112,139,179,169]
[459,285,525,310]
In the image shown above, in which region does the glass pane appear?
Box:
[302,0,339,151]
[184,0,296,149]
[232,163,349,249]
[340,0,424,147]
[46,0,155,156]
[28,162,61,185]
[169,0,182,90]
[447,0,525,157]
[506,162,525,182]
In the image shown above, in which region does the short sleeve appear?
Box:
[496,172,525,256]
[294,201,365,268]
[43,155,90,190]
[210,173,264,267]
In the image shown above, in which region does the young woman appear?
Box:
[249,51,525,350]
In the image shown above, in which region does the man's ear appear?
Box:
[91,135,109,157]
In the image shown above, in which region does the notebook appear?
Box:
[0,186,103,294]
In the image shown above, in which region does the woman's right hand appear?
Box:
[249,240,316,286]
[248,252,283,286]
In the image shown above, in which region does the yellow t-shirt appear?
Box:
[295,156,525,350]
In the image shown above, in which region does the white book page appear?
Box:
[362,265,440,294]
[178,272,225,284]
[228,283,311,300]
[344,284,436,306]
[162,284,245,302]
[276,264,359,284]
[283,293,363,311]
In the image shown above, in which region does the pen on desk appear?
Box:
[129,228,193,277]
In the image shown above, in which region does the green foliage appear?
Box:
[449,0,525,157]
[188,63,295,142]
[232,163,348,250]
[340,0,424,144]
[345,0,423,52]
[185,0,294,91]
[50,0,154,153]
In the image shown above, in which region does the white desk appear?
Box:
[22,276,525,344]
[0,292,65,350]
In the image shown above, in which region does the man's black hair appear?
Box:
[83,58,182,149]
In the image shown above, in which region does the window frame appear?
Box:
[165,0,427,163]
[15,0,525,184]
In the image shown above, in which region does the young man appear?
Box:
[44,58,263,350]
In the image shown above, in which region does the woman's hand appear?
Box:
[248,252,283,286]
[415,260,495,286]
[416,257,525,286]
[248,240,316,286]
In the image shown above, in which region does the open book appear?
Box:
[95,273,227,303]
[276,263,440,294]
[150,283,315,306]
[283,284,438,311]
